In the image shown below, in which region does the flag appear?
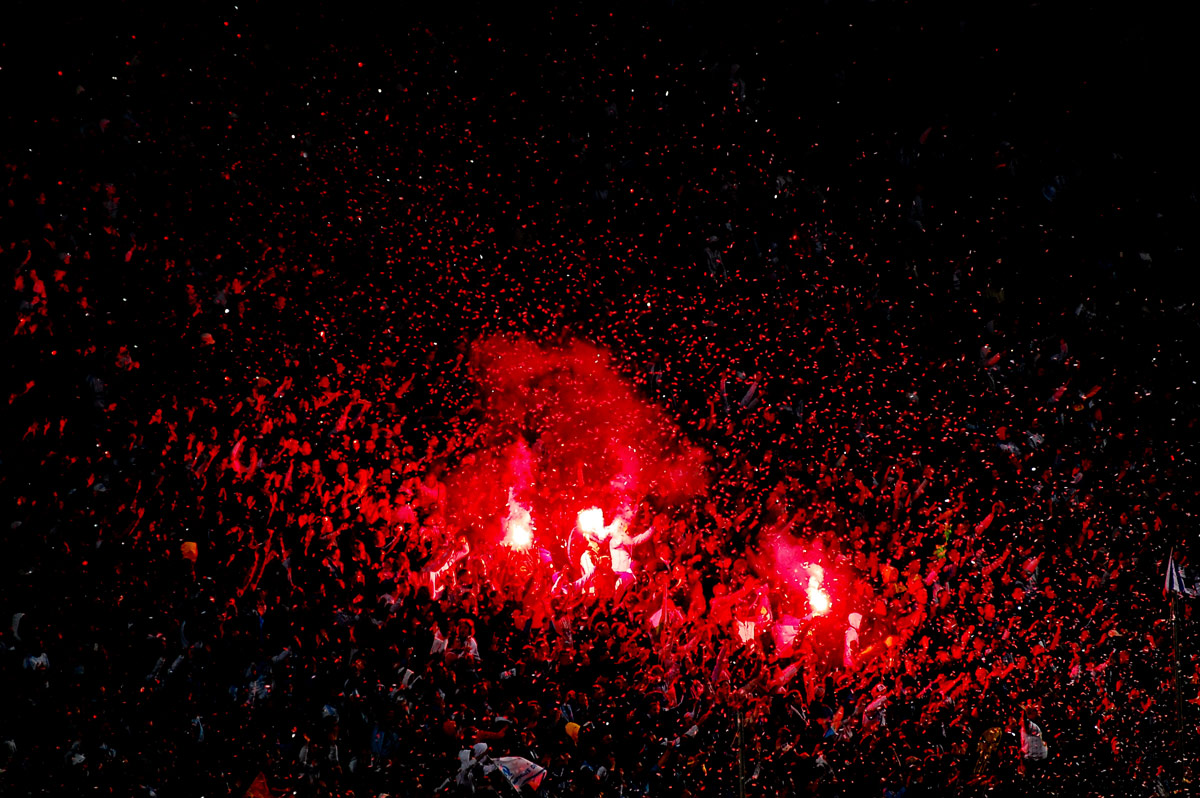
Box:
[243,772,272,798]
[773,615,802,652]
[1165,553,1197,597]
[649,594,682,630]
[494,757,547,791]
[755,586,774,625]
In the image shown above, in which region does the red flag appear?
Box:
[243,772,272,798]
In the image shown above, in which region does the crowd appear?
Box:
[3,3,1198,797]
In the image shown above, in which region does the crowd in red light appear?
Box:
[2,4,1198,798]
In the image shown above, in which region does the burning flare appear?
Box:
[502,489,534,551]
[577,507,606,539]
[805,563,831,615]
[807,576,831,616]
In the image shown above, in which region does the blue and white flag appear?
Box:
[1165,553,1197,597]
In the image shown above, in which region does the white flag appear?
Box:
[494,756,547,791]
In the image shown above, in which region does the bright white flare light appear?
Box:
[807,575,831,616]
[577,507,605,537]
[502,490,534,551]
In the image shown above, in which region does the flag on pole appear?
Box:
[493,756,547,791]
[1165,552,1197,597]
[755,586,774,626]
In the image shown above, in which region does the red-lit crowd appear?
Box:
[3,5,1198,798]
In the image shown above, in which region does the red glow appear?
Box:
[761,533,832,617]
[445,336,707,560]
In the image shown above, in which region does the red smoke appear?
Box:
[757,532,832,617]
[445,335,709,554]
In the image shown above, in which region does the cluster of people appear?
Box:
[3,3,1198,797]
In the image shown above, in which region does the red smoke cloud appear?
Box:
[444,335,709,553]
[755,531,832,617]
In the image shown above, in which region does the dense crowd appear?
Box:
[3,3,1198,797]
